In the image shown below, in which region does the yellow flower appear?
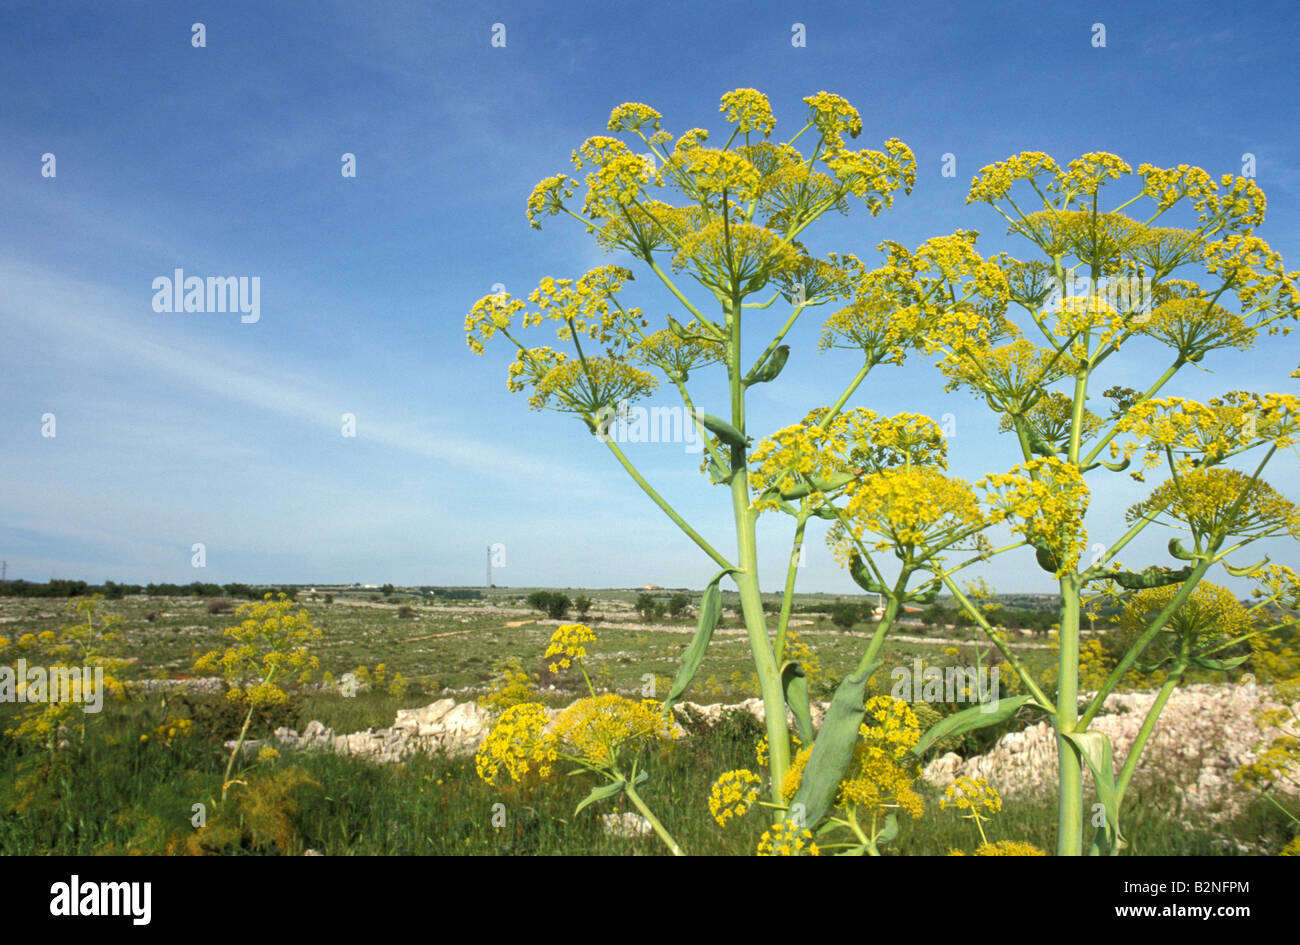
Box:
[829,467,984,561]
[822,138,916,215]
[1126,467,1299,542]
[1050,152,1132,204]
[607,103,663,135]
[708,769,762,826]
[780,745,813,802]
[941,776,1002,815]
[757,818,820,856]
[971,840,1048,856]
[1118,581,1254,653]
[803,91,862,151]
[719,88,776,137]
[980,457,1090,576]
[967,152,1058,204]
[474,703,558,786]
[552,694,675,769]
[672,218,798,295]
[543,623,597,674]
[525,174,578,229]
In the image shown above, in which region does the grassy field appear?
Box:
[0,588,1060,702]
[0,589,1289,855]
[1,688,1291,856]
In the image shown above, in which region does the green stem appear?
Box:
[1080,558,1211,728]
[623,779,683,856]
[1056,573,1083,856]
[222,703,257,805]
[1115,669,1182,805]
[942,575,1053,711]
[817,359,874,430]
[602,438,735,572]
[774,513,810,665]
[723,294,790,807]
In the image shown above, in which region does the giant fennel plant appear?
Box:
[466,88,1300,855]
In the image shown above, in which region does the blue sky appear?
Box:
[2,0,1298,593]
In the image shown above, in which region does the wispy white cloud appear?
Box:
[0,257,607,490]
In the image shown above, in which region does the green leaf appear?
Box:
[1168,537,1196,561]
[666,314,690,339]
[1188,654,1251,671]
[1034,545,1061,574]
[1026,428,1059,459]
[848,552,887,595]
[1222,556,1269,578]
[706,456,733,485]
[909,695,1037,759]
[1108,566,1192,590]
[876,812,899,847]
[791,661,880,829]
[744,345,790,386]
[1082,457,1131,473]
[809,502,840,520]
[780,470,858,500]
[661,569,734,714]
[698,413,747,449]
[1065,731,1125,856]
[781,661,814,745]
[574,779,625,815]
[908,582,940,605]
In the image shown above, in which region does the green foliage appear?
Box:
[526,590,571,619]
[830,602,860,631]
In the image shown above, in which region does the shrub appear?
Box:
[526,590,570,619]
[635,593,657,620]
[830,602,859,631]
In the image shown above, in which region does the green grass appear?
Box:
[0,592,1288,855]
[0,694,1290,856]
[0,593,1060,704]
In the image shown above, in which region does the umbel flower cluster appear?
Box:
[475,624,684,853]
[466,88,916,435]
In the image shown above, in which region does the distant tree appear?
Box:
[830,602,859,631]
[574,595,593,617]
[526,590,570,619]
[635,593,657,620]
[667,593,690,618]
[381,583,395,597]
[920,607,948,629]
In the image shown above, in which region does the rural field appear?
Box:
[1,583,1295,856]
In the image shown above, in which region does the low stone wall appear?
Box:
[222,683,1298,817]
[921,683,1299,817]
